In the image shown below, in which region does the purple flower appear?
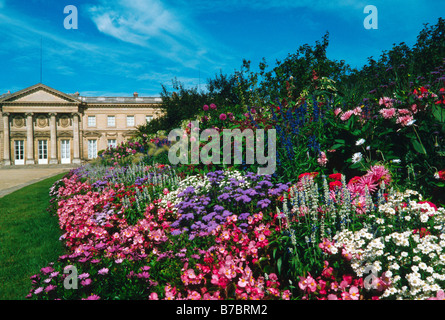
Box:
[239,212,250,220]
[236,195,251,203]
[257,199,271,209]
[218,193,231,201]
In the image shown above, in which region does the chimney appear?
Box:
[133,92,138,98]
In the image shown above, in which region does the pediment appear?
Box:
[1,84,80,104]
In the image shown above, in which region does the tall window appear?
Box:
[88,140,97,159]
[127,115,135,127]
[146,115,153,123]
[38,140,48,160]
[107,115,115,127]
[88,116,96,127]
[107,139,117,149]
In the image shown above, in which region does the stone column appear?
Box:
[2,112,11,165]
[49,113,58,164]
[72,112,81,164]
[25,112,35,164]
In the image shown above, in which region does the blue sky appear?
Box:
[0,0,443,97]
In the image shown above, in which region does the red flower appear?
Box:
[329,181,342,190]
[298,172,319,180]
[348,176,361,184]
[328,173,342,181]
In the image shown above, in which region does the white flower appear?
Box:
[356,138,366,146]
[376,218,385,225]
[406,119,416,126]
[391,159,401,164]
[352,152,363,163]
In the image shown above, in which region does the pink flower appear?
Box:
[98,268,109,275]
[210,103,217,110]
[379,108,396,119]
[317,151,328,167]
[306,276,317,293]
[349,286,360,300]
[340,110,354,121]
[379,97,393,107]
[149,292,159,300]
[396,115,414,126]
[219,113,227,121]
[334,108,342,116]
[327,294,338,300]
[428,290,445,300]
[203,104,209,111]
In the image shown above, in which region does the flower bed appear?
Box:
[28,157,445,300]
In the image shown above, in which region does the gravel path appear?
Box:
[0,164,80,198]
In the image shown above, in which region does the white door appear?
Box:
[38,140,48,164]
[14,140,25,165]
[61,139,71,164]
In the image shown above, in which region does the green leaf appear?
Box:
[411,139,427,155]
[277,257,282,274]
[432,105,445,123]
[330,143,344,150]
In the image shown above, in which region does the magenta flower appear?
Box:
[81,278,92,286]
[45,284,57,292]
[98,268,109,275]
[203,105,209,111]
[210,103,217,110]
[219,113,227,121]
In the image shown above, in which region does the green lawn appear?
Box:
[0,173,67,300]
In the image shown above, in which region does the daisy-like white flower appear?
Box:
[352,152,363,163]
[356,138,366,146]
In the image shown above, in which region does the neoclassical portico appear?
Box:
[0,83,162,165]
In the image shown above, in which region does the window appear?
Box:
[14,140,24,164]
[38,140,48,160]
[127,115,135,127]
[146,115,153,123]
[88,140,97,159]
[107,115,115,127]
[108,139,117,149]
[88,116,96,127]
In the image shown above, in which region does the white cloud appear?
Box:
[86,0,230,69]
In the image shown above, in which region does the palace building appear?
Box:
[0,83,162,165]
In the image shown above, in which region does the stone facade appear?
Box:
[0,83,162,165]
